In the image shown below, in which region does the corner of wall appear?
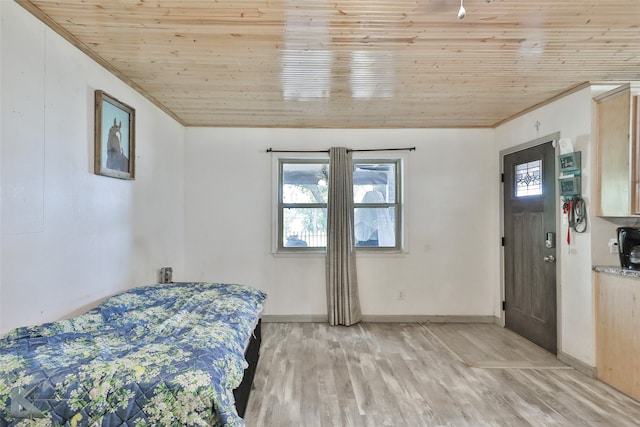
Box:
[1,0,188,332]
[558,351,597,378]
[1,0,5,335]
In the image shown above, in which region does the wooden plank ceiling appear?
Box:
[16,0,640,128]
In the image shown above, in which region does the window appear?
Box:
[279,160,329,249]
[353,162,399,248]
[515,159,542,197]
[277,158,402,251]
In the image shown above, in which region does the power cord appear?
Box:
[571,197,587,233]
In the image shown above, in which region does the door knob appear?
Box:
[544,255,556,263]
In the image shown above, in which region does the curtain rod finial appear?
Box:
[266,148,273,153]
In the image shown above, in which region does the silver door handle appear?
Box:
[544,255,556,263]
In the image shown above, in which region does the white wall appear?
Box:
[495,87,617,367]
[1,2,611,372]
[184,128,500,319]
[0,1,3,334]
[0,2,185,334]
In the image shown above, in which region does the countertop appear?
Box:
[593,265,640,279]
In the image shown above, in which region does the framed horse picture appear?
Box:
[94,90,135,179]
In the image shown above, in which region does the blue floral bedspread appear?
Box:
[0,282,266,427]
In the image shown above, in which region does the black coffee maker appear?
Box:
[617,227,640,270]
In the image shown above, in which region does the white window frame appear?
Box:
[278,158,329,253]
[271,153,406,254]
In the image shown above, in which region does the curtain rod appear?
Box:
[266,147,416,153]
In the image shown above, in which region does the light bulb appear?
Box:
[457,0,466,19]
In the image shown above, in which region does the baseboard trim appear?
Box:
[261,315,328,323]
[261,314,498,324]
[558,351,597,378]
[362,315,498,323]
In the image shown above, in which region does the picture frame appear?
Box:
[94,90,135,179]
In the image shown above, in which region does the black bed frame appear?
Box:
[233,319,261,418]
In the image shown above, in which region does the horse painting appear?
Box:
[106,117,129,172]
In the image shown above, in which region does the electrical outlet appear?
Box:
[608,239,619,254]
[398,290,405,300]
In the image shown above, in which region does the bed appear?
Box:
[0,282,266,426]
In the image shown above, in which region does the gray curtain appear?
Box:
[326,147,362,326]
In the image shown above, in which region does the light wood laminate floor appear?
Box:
[244,323,640,426]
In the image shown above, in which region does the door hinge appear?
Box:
[502,301,506,311]
[501,237,505,246]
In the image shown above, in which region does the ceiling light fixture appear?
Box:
[457,0,466,19]
[458,0,492,19]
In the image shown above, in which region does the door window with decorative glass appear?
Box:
[515,159,543,197]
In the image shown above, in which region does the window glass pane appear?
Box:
[515,160,542,197]
[283,207,327,248]
[282,162,328,203]
[278,158,401,251]
[355,207,396,247]
[353,163,396,203]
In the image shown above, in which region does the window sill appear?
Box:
[271,249,407,257]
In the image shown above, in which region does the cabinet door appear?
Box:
[596,87,630,217]
[632,95,640,215]
[595,273,640,401]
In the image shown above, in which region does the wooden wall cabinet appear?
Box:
[595,84,640,217]
[595,272,640,401]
